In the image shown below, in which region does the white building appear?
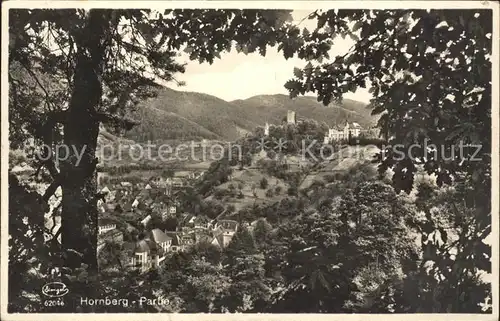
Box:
[212,220,239,248]
[125,239,165,273]
[324,122,362,143]
[147,229,172,263]
[348,122,362,137]
[98,219,117,235]
[120,181,132,188]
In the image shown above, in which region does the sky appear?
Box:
[167,10,373,103]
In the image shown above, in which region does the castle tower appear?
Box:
[264,122,270,136]
[287,110,296,124]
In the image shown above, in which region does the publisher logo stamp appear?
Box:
[42,282,69,298]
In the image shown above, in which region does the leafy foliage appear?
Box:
[8,7,297,310]
[280,8,492,312]
[283,9,492,193]
[8,8,493,313]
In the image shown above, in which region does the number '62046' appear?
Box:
[44,299,65,307]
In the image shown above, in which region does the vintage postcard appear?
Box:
[1,1,498,320]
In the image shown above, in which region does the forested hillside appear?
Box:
[124,87,373,142]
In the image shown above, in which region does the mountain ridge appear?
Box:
[122,86,376,142]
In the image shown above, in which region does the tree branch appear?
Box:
[18,60,55,111]
[53,226,62,242]
[34,154,60,180]
[33,110,68,179]
[43,177,61,203]
[49,27,75,87]
[50,202,62,235]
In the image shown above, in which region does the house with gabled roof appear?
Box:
[123,227,176,273]
[132,198,140,209]
[211,219,239,248]
[124,239,164,273]
[211,233,225,248]
[146,229,172,262]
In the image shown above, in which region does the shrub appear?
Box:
[259,177,269,189]
[266,211,279,224]
[275,185,282,195]
[214,189,226,200]
[323,174,337,183]
[348,136,387,147]
[287,186,298,196]
[227,184,237,197]
[265,189,274,198]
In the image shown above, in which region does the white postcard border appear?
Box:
[1,1,498,320]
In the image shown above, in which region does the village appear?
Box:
[96,168,244,273]
[7,7,491,314]
[95,110,374,274]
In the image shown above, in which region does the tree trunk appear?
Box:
[60,10,109,274]
[61,54,101,273]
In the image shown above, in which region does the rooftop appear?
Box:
[148,228,172,244]
[165,231,183,246]
[217,219,238,232]
[124,239,162,254]
[98,218,116,226]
